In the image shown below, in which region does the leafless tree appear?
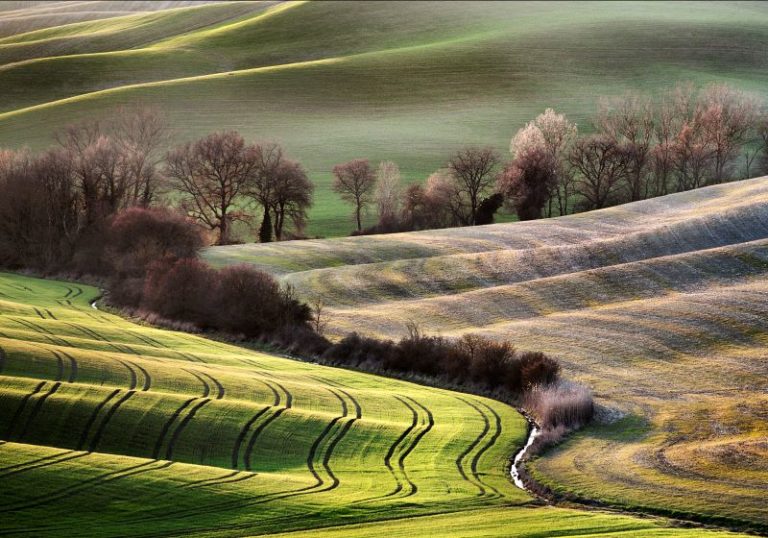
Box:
[375,160,401,229]
[270,159,313,240]
[310,298,329,336]
[699,83,759,182]
[597,93,655,201]
[113,105,168,207]
[497,146,557,221]
[165,131,257,245]
[332,159,376,232]
[569,135,629,210]
[757,113,768,176]
[446,147,500,225]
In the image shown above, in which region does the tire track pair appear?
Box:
[358,395,432,504]
[241,379,293,471]
[152,369,220,461]
[119,360,152,392]
[66,322,138,356]
[455,397,504,498]
[231,377,283,470]
[51,351,77,383]
[5,381,61,440]
[77,364,151,453]
[131,385,362,524]
[9,318,69,347]
[0,459,173,514]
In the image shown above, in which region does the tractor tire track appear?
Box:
[395,396,433,498]
[88,390,136,453]
[59,351,77,383]
[44,310,56,320]
[119,360,138,391]
[164,398,210,461]
[4,381,46,439]
[0,452,87,481]
[0,459,172,514]
[0,449,75,475]
[471,402,504,498]
[10,318,69,347]
[77,389,120,450]
[152,398,197,460]
[131,361,152,391]
[52,352,64,382]
[360,396,419,502]
[232,381,280,469]
[183,369,210,397]
[0,344,5,374]
[242,379,293,470]
[199,371,224,399]
[15,382,62,442]
[33,308,45,319]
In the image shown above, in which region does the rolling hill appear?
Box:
[0,272,744,537]
[1,1,768,236]
[206,176,768,531]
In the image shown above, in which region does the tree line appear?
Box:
[355,82,768,234]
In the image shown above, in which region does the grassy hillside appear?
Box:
[0,272,742,537]
[1,1,768,236]
[205,176,768,530]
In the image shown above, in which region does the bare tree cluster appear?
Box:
[0,106,168,270]
[165,135,314,245]
[502,83,764,219]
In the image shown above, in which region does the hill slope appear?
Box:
[0,273,743,537]
[206,176,768,530]
[1,1,768,236]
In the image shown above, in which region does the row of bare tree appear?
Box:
[341,82,768,234]
[501,82,768,221]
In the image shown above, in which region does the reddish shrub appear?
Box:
[107,207,205,278]
[142,257,216,324]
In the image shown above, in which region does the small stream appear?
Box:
[510,420,540,491]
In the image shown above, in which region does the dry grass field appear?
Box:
[207,176,768,530]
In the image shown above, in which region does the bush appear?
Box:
[523,382,594,429]
[324,330,561,399]
[213,265,309,336]
[107,207,204,279]
[142,257,217,324]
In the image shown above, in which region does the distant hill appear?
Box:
[1,1,768,235]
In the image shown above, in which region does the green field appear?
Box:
[1,1,768,236]
[206,176,768,531]
[0,272,744,536]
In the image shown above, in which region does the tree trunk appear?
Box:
[356,203,362,231]
[259,209,272,243]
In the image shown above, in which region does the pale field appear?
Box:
[206,176,768,529]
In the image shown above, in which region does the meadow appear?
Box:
[206,176,768,531]
[0,272,744,537]
[2,1,768,236]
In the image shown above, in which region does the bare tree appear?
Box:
[597,93,654,201]
[699,83,759,182]
[447,147,500,225]
[672,122,715,191]
[270,159,313,240]
[165,131,256,245]
[332,159,376,232]
[513,109,578,216]
[569,135,629,210]
[375,161,401,229]
[248,143,285,243]
[310,298,329,336]
[757,113,768,176]
[498,146,557,221]
[113,105,168,207]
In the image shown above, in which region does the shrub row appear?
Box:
[322,330,560,397]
